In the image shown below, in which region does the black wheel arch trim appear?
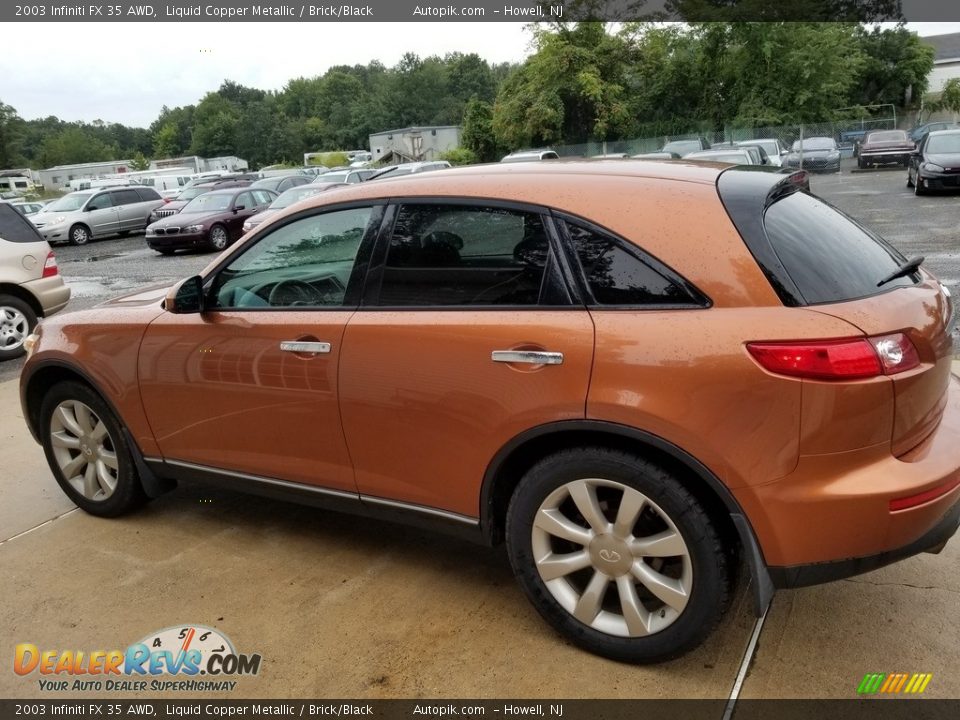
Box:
[479,419,774,616]
[20,358,174,499]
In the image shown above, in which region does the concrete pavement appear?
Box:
[1,367,959,700]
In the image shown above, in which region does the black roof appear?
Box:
[924,32,960,61]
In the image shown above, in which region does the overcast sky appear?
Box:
[3,21,959,128]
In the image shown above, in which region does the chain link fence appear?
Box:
[553,116,900,158]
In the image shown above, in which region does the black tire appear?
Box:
[0,294,37,361]
[208,224,229,252]
[39,381,148,517]
[505,447,732,663]
[857,156,865,169]
[915,176,927,195]
[68,224,91,245]
[907,171,914,188]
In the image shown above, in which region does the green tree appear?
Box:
[153,123,179,159]
[493,23,634,148]
[853,25,935,108]
[938,78,960,120]
[129,151,150,170]
[461,99,499,162]
[0,102,25,167]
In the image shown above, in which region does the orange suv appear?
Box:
[19,161,960,663]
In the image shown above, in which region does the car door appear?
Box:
[110,188,145,232]
[338,201,595,518]
[226,191,256,239]
[82,191,119,237]
[138,204,382,493]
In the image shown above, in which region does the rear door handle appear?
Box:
[492,350,564,365]
[280,341,331,354]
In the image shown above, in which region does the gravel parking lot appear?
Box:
[2,161,959,702]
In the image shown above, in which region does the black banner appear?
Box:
[2,700,960,720]
[6,0,960,23]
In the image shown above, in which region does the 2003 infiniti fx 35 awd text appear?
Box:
[19,160,960,663]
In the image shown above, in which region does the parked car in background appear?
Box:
[367,161,452,180]
[685,149,757,165]
[591,153,630,159]
[907,128,960,195]
[316,168,379,184]
[711,143,769,165]
[857,130,915,168]
[20,161,960,665]
[32,186,165,245]
[738,139,787,167]
[149,180,253,223]
[782,137,842,172]
[251,175,312,194]
[242,182,347,233]
[631,152,680,159]
[501,149,560,162]
[0,203,70,360]
[146,187,276,254]
[909,121,960,144]
[659,137,711,157]
[134,175,192,198]
[10,201,46,217]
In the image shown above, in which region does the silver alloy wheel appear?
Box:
[210,226,228,249]
[49,400,119,502]
[532,478,693,638]
[0,305,29,351]
[71,225,89,244]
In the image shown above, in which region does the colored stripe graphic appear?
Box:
[857,672,932,695]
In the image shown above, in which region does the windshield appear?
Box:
[182,193,232,213]
[176,187,211,201]
[663,140,700,155]
[866,131,907,143]
[45,193,92,211]
[926,133,960,154]
[270,186,325,209]
[791,138,836,151]
[319,172,348,183]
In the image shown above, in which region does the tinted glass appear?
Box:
[212,207,373,309]
[0,203,46,243]
[85,193,113,211]
[663,140,701,155]
[926,133,960,154]
[182,194,232,213]
[565,222,699,306]
[235,192,253,209]
[377,204,551,306]
[135,187,161,202]
[791,137,836,151]
[764,192,917,304]
[112,189,141,206]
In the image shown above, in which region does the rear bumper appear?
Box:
[22,275,71,316]
[768,498,960,588]
[735,373,960,576]
[860,150,911,164]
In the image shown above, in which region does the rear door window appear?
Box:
[763,192,917,304]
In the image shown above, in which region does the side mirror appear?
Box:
[165,275,204,314]
[233,205,245,213]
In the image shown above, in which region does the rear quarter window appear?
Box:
[763,192,917,304]
[0,204,46,244]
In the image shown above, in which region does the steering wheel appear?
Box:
[267,279,325,307]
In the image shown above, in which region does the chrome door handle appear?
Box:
[280,341,331,354]
[492,350,564,365]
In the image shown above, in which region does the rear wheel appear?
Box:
[506,448,732,663]
[0,295,36,360]
[39,381,147,517]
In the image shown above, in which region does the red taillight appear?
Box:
[41,251,59,278]
[747,333,920,381]
[890,476,960,512]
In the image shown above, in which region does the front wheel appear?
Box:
[915,176,927,195]
[208,224,229,251]
[39,381,148,517]
[68,224,91,245]
[0,295,37,360]
[506,448,732,663]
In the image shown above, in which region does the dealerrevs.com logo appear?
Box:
[14,624,261,692]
